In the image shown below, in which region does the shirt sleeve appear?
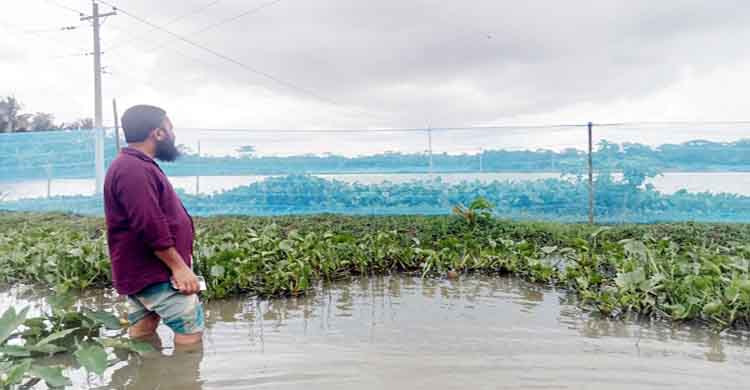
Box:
[114,167,175,251]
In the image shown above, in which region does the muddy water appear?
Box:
[5,276,750,389]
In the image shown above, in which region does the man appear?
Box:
[104,104,203,345]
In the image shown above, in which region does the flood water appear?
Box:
[4,275,750,389]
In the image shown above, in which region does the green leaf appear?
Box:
[590,227,612,240]
[4,359,32,385]
[0,306,30,344]
[0,345,31,357]
[30,365,71,388]
[27,344,68,355]
[127,340,156,355]
[622,240,648,261]
[668,303,688,319]
[47,293,75,312]
[725,285,740,302]
[738,279,750,293]
[35,327,79,347]
[68,248,84,257]
[541,246,558,254]
[615,268,646,290]
[279,240,294,252]
[74,344,108,376]
[468,197,493,211]
[95,338,127,349]
[703,301,722,315]
[210,265,226,278]
[97,338,156,356]
[83,310,122,330]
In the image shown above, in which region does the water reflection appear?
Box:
[105,339,204,390]
[3,275,750,389]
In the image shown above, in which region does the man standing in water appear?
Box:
[104,104,203,345]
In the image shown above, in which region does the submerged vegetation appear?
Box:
[2,211,750,332]
[0,288,153,389]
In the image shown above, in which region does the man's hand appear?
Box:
[171,266,200,295]
[155,247,199,295]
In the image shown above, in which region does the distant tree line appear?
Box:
[0,96,92,133]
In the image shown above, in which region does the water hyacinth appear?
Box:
[2,211,750,329]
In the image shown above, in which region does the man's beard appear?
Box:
[155,137,180,162]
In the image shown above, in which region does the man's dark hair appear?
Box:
[121,105,167,143]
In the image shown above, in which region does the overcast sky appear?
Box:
[2,0,750,133]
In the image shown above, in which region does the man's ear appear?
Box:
[152,128,165,141]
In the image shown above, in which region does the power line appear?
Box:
[146,0,283,53]
[108,0,281,54]
[23,25,80,34]
[172,120,750,134]
[0,18,89,56]
[594,120,750,127]
[103,0,223,52]
[174,124,588,134]
[47,51,94,60]
[94,0,334,105]
[4,120,749,137]
[40,0,84,15]
[100,1,279,92]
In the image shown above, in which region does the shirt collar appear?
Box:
[122,147,158,165]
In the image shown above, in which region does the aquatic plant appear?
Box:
[2,212,750,329]
[0,290,152,388]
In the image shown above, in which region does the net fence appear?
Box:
[2,122,749,222]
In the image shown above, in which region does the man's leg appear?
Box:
[162,292,204,345]
[174,331,203,345]
[131,282,205,345]
[127,295,161,339]
[128,312,160,339]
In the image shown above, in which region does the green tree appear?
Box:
[62,118,94,130]
[0,96,23,132]
[30,112,57,131]
[237,145,256,158]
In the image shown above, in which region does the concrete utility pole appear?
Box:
[81,2,117,194]
[112,98,120,151]
[588,122,594,225]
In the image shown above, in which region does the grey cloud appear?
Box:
[105,0,750,126]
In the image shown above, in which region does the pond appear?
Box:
[4,275,750,389]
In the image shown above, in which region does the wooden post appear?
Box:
[588,122,594,225]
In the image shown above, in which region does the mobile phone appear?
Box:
[170,276,207,292]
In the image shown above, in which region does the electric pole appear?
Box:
[588,121,594,225]
[81,1,117,194]
[112,98,120,151]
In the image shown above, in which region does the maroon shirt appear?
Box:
[103,147,194,295]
